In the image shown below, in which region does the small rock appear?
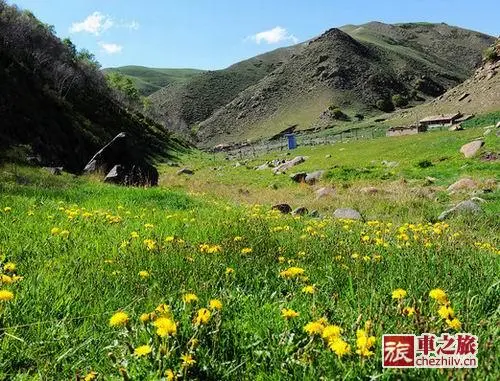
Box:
[272,156,306,174]
[309,210,320,218]
[438,200,482,221]
[234,162,242,168]
[496,121,500,129]
[360,186,378,194]
[325,154,331,158]
[43,167,63,175]
[272,203,292,214]
[290,172,307,183]
[255,163,270,171]
[316,187,335,199]
[484,128,492,136]
[449,124,463,131]
[382,160,399,168]
[333,208,362,220]
[305,170,325,185]
[177,168,194,175]
[460,140,484,158]
[447,178,477,192]
[292,207,309,216]
[425,176,437,185]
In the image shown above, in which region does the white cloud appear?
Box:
[124,20,140,30]
[99,42,123,54]
[70,12,114,35]
[249,26,298,45]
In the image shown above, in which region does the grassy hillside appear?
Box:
[103,66,205,96]
[194,23,494,147]
[0,2,179,172]
[0,125,498,379]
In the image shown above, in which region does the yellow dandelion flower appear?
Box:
[59,230,70,239]
[139,313,151,323]
[225,267,235,275]
[402,307,415,317]
[279,267,305,279]
[356,329,376,357]
[209,299,223,311]
[153,317,177,337]
[180,353,196,368]
[302,285,316,294]
[144,223,154,229]
[165,236,175,243]
[155,303,171,316]
[50,227,61,236]
[234,236,243,242]
[281,308,299,319]
[138,270,150,279]
[351,253,360,259]
[0,289,14,302]
[143,239,156,251]
[134,345,152,357]
[429,288,448,304]
[329,338,351,358]
[392,288,407,300]
[165,369,176,381]
[193,308,211,326]
[304,321,325,336]
[183,293,198,304]
[3,262,16,272]
[1,275,13,284]
[322,325,343,341]
[446,318,462,330]
[241,247,253,254]
[3,207,12,213]
[84,371,98,381]
[130,231,139,239]
[438,305,455,320]
[109,311,129,327]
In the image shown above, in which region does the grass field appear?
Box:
[0,125,498,380]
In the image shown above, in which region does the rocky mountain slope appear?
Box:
[150,22,494,147]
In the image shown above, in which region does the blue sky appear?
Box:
[9,0,499,69]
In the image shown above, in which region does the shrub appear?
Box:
[330,108,349,121]
[354,113,364,121]
[392,94,408,108]
[483,47,498,63]
[376,99,395,112]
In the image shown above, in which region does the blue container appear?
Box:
[284,134,297,149]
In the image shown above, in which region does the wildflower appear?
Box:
[139,313,151,323]
[241,247,253,254]
[84,371,98,381]
[193,308,211,326]
[188,338,200,350]
[0,290,14,302]
[144,223,154,229]
[1,275,13,284]
[302,285,316,294]
[183,293,198,304]
[225,267,235,275]
[130,231,139,239]
[234,236,243,242]
[281,308,299,319]
[143,239,156,251]
[429,288,448,304]
[402,307,415,317]
[322,325,343,341]
[3,262,16,272]
[180,353,196,368]
[280,267,305,279]
[138,270,150,279]
[155,303,171,316]
[3,207,12,213]
[165,236,175,243]
[51,227,61,236]
[209,299,223,311]
[278,256,286,263]
[329,338,351,358]
[446,318,462,330]
[60,230,70,239]
[109,311,129,327]
[165,369,176,381]
[154,317,177,337]
[356,329,376,357]
[351,253,359,259]
[134,345,152,357]
[304,321,325,336]
[392,288,407,300]
[438,305,455,320]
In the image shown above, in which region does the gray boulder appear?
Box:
[460,140,484,158]
[255,163,270,171]
[272,156,305,174]
[333,208,362,220]
[447,178,477,193]
[305,170,324,185]
[438,200,482,221]
[177,168,194,175]
[316,187,335,199]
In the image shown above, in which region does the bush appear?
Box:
[483,47,498,63]
[330,108,349,121]
[417,160,433,168]
[392,94,408,108]
[376,99,395,112]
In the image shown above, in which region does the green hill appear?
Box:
[103,66,205,96]
[0,2,179,172]
[149,22,494,147]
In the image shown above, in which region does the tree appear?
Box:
[106,72,140,104]
[392,94,408,108]
[77,49,101,70]
[376,98,395,112]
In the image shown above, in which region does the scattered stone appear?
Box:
[272,156,306,174]
[325,154,331,158]
[255,163,270,171]
[447,178,477,192]
[305,170,325,185]
[309,210,320,218]
[333,208,362,220]
[496,121,500,129]
[438,200,482,221]
[43,167,63,175]
[234,162,242,168]
[360,186,378,194]
[177,168,194,175]
[272,203,292,214]
[292,207,309,216]
[290,172,307,183]
[382,160,399,168]
[425,176,437,185]
[460,140,484,158]
[316,187,335,199]
[448,124,463,131]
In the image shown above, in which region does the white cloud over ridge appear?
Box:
[99,42,123,54]
[249,26,298,45]
[70,12,114,35]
